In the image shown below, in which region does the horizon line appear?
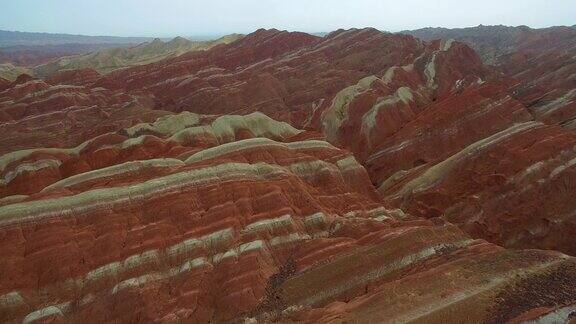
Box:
[1,23,575,39]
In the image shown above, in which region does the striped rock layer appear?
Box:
[0,112,574,323]
[311,31,576,256]
[0,27,576,323]
[407,25,576,129]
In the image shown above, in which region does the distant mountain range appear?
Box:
[1,25,574,81]
[33,34,243,76]
[402,24,576,65]
[0,30,243,80]
[0,29,155,47]
[0,43,141,66]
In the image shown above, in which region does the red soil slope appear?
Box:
[0,28,575,322]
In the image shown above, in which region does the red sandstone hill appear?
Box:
[0,27,576,322]
[405,25,576,129]
[39,26,573,255]
[63,28,426,124]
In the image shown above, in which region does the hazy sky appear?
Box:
[1,0,574,37]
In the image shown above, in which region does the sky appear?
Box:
[1,0,574,37]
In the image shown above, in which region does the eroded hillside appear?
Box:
[0,27,575,323]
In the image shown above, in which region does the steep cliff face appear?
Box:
[1,28,576,323]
